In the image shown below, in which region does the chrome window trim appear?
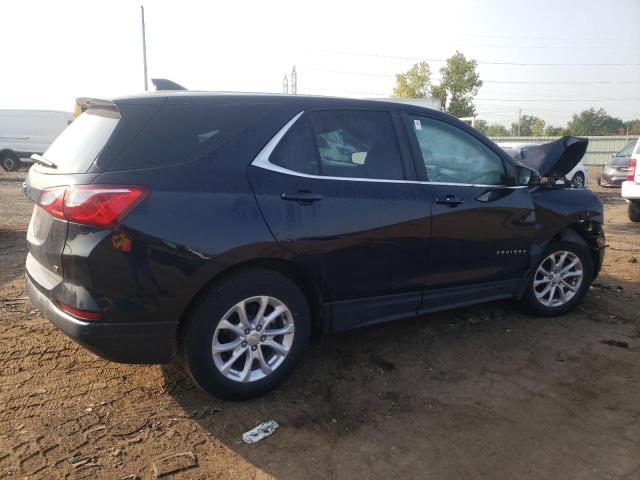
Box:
[251,110,527,189]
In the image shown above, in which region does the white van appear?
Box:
[0,110,74,171]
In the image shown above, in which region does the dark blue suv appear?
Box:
[24,92,605,399]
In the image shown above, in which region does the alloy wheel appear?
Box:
[211,296,295,382]
[533,251,583,307]
[572,173,585,188]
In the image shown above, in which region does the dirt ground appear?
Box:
[1,170,639,480]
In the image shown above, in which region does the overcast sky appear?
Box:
[3,0,639,127]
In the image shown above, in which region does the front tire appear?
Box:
[1,152,20,172]
[180,269,311,400]
[571,171,585,188]
[520,241,593,317]
[629,202,640,222]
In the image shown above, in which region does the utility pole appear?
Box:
[517,107,522,136]
[141,5,148,92]
[283,74,289,94]
[291,65,297,95]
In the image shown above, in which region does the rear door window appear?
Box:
[40,108,119,174]
[270,109,405,180]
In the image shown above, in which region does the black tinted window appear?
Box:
[409,115,506,185]
[270,116,319,175]
[108,103,272,170]
[270,110,405,180]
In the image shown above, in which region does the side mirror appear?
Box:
[515,164,537,186]
[611,153,616,158]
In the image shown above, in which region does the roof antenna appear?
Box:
[151,79,187,91]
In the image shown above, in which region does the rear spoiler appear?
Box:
[74,97,117,116]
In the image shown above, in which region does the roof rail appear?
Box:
[151,78,187,91]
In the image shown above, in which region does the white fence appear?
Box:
[490,136,638,166]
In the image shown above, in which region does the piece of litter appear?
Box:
[242,420,279,444]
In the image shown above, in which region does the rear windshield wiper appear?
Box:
[30,154,58,169]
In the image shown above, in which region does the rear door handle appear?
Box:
[434,195,464,207]
[281,190,322,204]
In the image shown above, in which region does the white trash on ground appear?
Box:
[242,420,279,444]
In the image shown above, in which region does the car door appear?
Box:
[403,113,535,297]
[248,108,430,331]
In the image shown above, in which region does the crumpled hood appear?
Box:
[519,136,588,177]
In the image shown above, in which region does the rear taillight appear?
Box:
[38,186,66,220]
[628,158,637,181]
[38,185,149,228]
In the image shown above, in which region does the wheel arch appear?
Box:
[178,257,331,337]
[0,148,19,159]
[540,219,604,280]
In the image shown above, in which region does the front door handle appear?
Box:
[434,195,464,207]
[281,190,322,204]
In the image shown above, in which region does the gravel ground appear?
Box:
[0,174,639,480]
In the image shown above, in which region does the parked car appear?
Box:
[621,137,640,221]
[0,110,74,171]
[24,92,605,399]
[498,142,588,188]
[597,140,636,187]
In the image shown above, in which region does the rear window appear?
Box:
[106,102,273,170]
[617,141,636,157]
[40,108,119,174]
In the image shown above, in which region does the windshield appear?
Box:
[40,108,120,174]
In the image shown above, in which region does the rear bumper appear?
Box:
[26,274,177,364]
[599,173,626,186]
[621,181,640,201]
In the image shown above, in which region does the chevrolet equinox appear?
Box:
[24,92,605,399]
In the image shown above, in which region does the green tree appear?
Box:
[474,120,509,137]
[431,51,483,117]
[392,61,432,98]
[531,117,546,136]
[486,123,510,137]
[623,119,640,135]
[566,108,624,135]
[544,125,564,136]
[510,114,545,136]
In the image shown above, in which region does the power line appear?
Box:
[307,68,640,84]
[323,50,640,66]
[476,97,640,102]
[304,86,640,102]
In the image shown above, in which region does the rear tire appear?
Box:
[629,202,640,222]
[180,269,311,400]
[519,241,593,317]
[571,171,585,188]
[1,152,20,172]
